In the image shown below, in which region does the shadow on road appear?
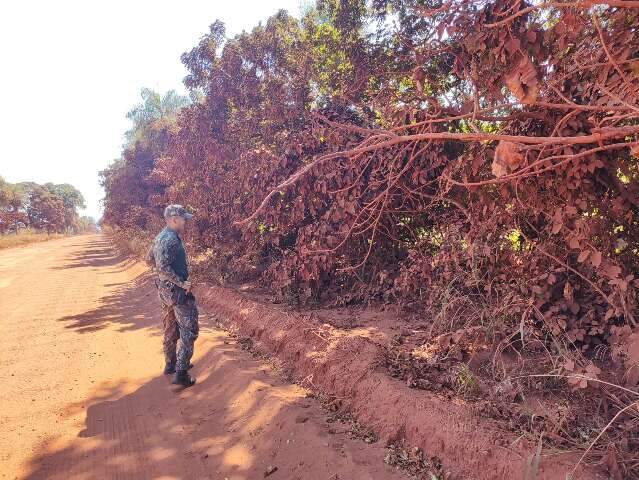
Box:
[52,237,134,270]
[23,337,323,480]
[57,273,160,334]
[54,236,159,334]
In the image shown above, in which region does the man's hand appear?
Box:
[182,281,193,293]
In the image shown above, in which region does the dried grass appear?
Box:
[0,230,66,250]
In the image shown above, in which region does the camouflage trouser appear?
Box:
[157,281,199,371]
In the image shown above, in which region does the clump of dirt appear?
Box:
[384,444,449,480]
[198,284,607,480]
[237,336,254,351]
[311,392,378,444]
[385,328,486,400]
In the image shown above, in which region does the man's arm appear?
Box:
[154,236,187,288]
[145,243,156,269]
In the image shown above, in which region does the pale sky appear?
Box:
[0,1,304,219]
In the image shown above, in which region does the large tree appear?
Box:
[2,177,87,234]
[44,183,85,232]
[26,185,65,233]
[100,88,190,231]
[125,88,190,146]
[0,177,27,233]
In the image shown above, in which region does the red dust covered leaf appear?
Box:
[604,264,622,279]
[504,55,539,104]
[563,282,574,302]
[412,67,426,93]
[585,363,601,376]
[492,141,524,178]
[505,37,521,54]
[590,250,602,267]
[577,250,590,263]
[563,358,575,371]
[551,221,563,235]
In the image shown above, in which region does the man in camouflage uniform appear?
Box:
[147,204,199,387]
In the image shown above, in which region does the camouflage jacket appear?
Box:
[147,227,189,287]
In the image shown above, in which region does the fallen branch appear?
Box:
[239,126,639,224]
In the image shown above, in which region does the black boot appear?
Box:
[164,362,193,375]
[172,370,196,387]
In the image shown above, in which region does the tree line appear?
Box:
[101,1,638,467]
[102,1,638,325]
[0,177,94,234]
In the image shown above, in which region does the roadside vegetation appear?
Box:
[0,177,95,249]
[0,230,67,250]
[101,1,639,477]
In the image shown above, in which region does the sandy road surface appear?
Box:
[0,235,402,480]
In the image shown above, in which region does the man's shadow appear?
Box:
[23,341,294,480]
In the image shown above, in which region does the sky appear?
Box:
[0,0,305,220]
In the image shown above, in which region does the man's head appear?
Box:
[164,204,193,233]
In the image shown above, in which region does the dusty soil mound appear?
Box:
[197,285,604,480]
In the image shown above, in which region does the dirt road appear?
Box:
[0,235,402,480]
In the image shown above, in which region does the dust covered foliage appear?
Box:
[102,1,639,474]
[0,177,91,235]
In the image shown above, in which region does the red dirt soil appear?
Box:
[197,285,606,480]
[0,235,405,480]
